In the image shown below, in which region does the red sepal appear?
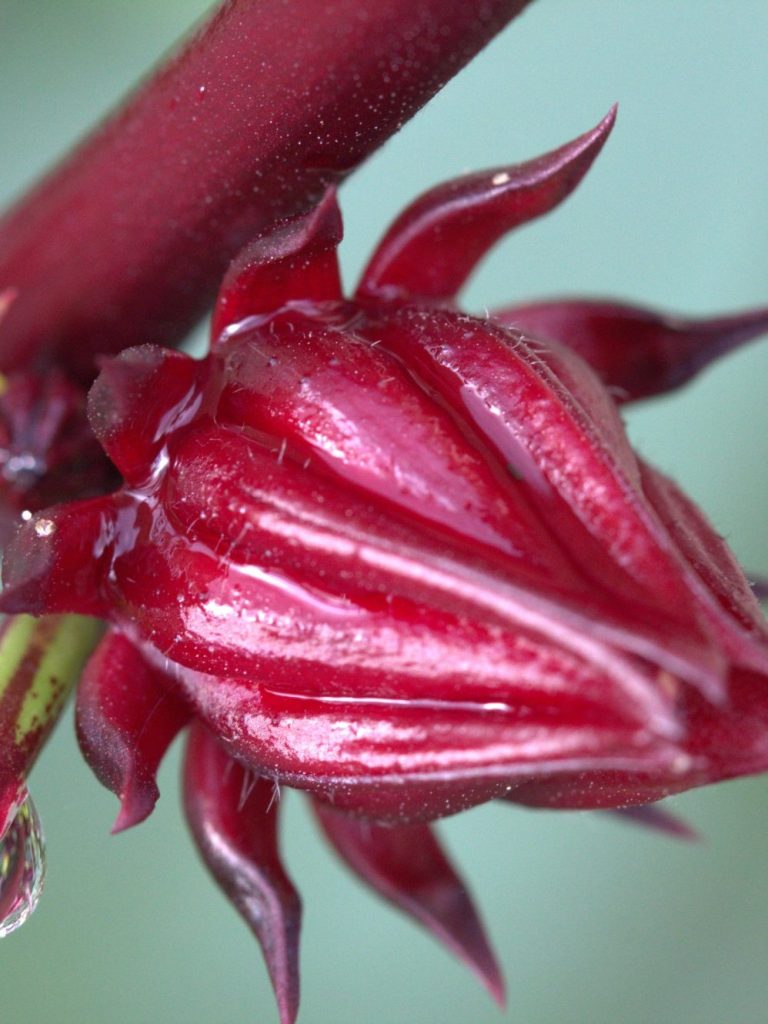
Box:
[638,460,768,675]
[608,805,697,842]
[357,108,615,303]
[493,298,768,403]
[183,724,301,1024]
[0,368,112,544]
[313,798,504,1003]
[751,576,768,603]
[502,669,768,811]
[366,307,732,698]
[76,629,191,832]
[498,792,697,840]
[175,665,684,825]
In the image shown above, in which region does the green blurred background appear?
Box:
[2,2,768,1022]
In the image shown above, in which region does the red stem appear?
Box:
[0,0,531,382]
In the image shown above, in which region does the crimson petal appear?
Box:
[175,664,685,824]
[367,307,730,698]
[313,798,504,1003]
[357,107,615,303]
[492,299,768,403]
[87,346,206,485]
[76,629,191,833]
[638,460,768,675]
[183,724,301,1024]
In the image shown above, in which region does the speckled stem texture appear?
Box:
[0,0,531,381]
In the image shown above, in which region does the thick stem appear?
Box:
[0,0,531,381]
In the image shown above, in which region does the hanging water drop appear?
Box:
[0,791,46,938]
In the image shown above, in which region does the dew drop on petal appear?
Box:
[0,791,46,938]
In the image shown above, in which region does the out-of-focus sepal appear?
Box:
[751,576,768,604]
[183,724,301,1024]
[492,299,768,403]
[607,804,698,841]
[76,629,191,833]
[498,792,697,840]
[639,460,768,676]
[313,798,505,1004]
[0,614,103,839]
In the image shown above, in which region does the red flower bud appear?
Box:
[2,113,767,1017]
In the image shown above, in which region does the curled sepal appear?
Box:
[607,805,697,842]
[357,107,615,303]
[0,614,103,838]
[76,629,191,833]
[212,189,343,341]
[493,299,768,403]
[313,799,504,1004]
[183,724,301,1024]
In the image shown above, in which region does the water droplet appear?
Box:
[0,792,46,938]
[34,518,55,538]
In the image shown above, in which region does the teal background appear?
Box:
[2,2,768,1022]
